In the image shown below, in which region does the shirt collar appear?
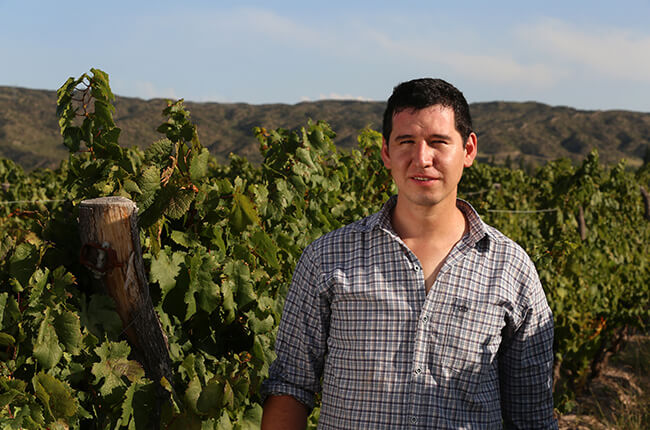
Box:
[358,195,492,246]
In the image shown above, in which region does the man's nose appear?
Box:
[413,141,433,167]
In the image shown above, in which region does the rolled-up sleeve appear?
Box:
[261,244,330,410]
[499,257,558,429]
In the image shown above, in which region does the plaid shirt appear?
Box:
[262,197,557,429]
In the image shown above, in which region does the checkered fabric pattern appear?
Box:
[262,196,557,429]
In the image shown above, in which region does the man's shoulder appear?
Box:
[458,199,530,259]
[481,222,536,265]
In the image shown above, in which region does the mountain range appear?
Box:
[1,86,649,171]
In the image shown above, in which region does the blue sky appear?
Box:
[2,0,650,111]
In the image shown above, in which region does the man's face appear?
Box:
[381,105,477,210]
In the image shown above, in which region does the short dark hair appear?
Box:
[382,78,473,145]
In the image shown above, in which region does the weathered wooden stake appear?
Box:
[576,205,587,241]
[79,197,172,399]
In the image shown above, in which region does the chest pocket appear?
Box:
[429,297,503,394]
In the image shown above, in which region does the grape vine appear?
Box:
[0,69,648,428]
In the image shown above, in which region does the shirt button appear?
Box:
[422,316,429,323]
[413,265,420,272]
[414,367,422,375]
[410,416,418,424]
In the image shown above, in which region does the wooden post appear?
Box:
[576,205,587,241]
[78,197,172,400]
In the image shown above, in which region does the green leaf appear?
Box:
[0,332,15,347]
[139,165,161,197]
[184,377,203,415]
[182,251,220,319]
[239,404,263,430]
[224,260,256,309]
[90,68,115,101]
[216,410,234,430]
[150,246,185,299]
[124,178,141,195]
[220,279,236,325]
[33,314,63,369]
[93,99,115,130]
[171,230,191,247]
[248,313,274,334]
[32,372,78,423]
[289,174,307,195]
[166,188,195,219]
[9,242,39,288]
[196,379,224,415]
[230,190,260,233]
[188,253,220,315]
[120,380,138,427]
[251,334,267,362]
[28,268,50,307]
[250,230,280,269]
[273,179,294,208]
[91,341,144,396]
[0,377,27,409]
[81,294,123,339]
[222,381,234,410]
[0,236,15,263]
[309,128,328,151]
[211,225,226,256]
[295,147,315,169]
[217,178,234,194]
[190,147,210,182]
[145,138,174,164]
[54,311,82,355]
[163,410,202,430]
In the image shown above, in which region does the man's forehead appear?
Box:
[393,103,452,115]
[391,105,455,127]
[388,105,461,142]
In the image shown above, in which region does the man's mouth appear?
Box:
[412,176,435,182]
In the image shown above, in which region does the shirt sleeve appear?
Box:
[499,255,558,430]
[260,244,330,410]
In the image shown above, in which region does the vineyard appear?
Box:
[1,69,649,429]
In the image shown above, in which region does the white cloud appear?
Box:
[361,27,560,88]
[178,6,329,50]
[134,81,178,100]
[518,18,650,82]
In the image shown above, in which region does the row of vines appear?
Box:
[1,69,649,428]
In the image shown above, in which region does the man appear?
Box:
[261,78,557,429]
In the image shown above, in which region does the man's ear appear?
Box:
[381,137,391,169]
[463,132,478,168]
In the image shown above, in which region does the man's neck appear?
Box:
[390,195,467,244]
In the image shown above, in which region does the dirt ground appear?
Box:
[558,334,650,430]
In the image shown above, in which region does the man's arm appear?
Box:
[260,245,330,425]
[499,257,558,429]
[261,395,309,430]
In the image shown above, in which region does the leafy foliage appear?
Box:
[0,70,648,427]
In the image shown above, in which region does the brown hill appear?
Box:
[1,86,648,171]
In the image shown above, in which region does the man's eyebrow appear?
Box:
[394,133,452,141]
[428,133,452,141]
